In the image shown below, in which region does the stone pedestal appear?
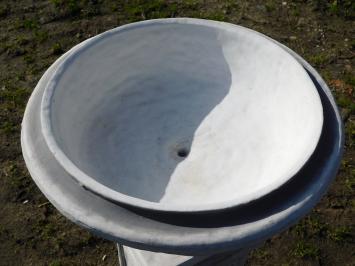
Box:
[118,244,252,266]
[21,18,343,266]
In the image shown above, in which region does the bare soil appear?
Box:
[0,1,354,265]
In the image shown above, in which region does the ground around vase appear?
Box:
[0,1,354,265]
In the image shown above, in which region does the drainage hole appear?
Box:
[177,148,189,158]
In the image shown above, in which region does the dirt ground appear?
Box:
[0,1,354,265]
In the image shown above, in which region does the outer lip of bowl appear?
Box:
[39,18,324,213]
[21,28,343,255]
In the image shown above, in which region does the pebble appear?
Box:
[297,18,306,27]
[344,64,352,72]
[39,17,46,24]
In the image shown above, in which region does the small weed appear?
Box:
[15,36,30,46]
[328,0,355,18]
[292,241,320,259]
[184,0,200,10]
[22,19,39,30]
[24,54,35,65]
[344,73,355,87]
[320,69,333,82]
[34,30,49,43]
[334,199,349,210]
[309,53,330,67]
[0,224,8,238]
[265,1,277,12]
[329,1,339,13]
[123,1,178,21]
[2,40,28,57]
[351,39,355,50]
[41,223,57,240]
[49,260,62,266]
[293,215,328,238]
[50,0,62,8]
[78,234,96,247]
[50,0,82,17]
[291,5,301,17]
[6,46,26,57]
[252,248,270,260]
[81,1,101,17]
[203,11,226,21]
[345,119,355,147]
[345,175,354,191]
[66,1,81,16]
[336,95,355,112]
[51,43,63,55]
[1,121,17,135]
[2,163,28,190]
[329,226,353,243]
[341,158,350,169]
[15,73,25,82]
[110,3,119,12]
[0,87,31,107]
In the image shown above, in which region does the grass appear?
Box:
[121,0,240,22]
[309,53,331,67]
[336,95,355,112]
[0,5,9,17]
[15,36,30,46]
[49,261,62,266]
[293,214,329,238]
[292,241,320,259]
[2,162,31,199]
[344,73,355,87]
[345,121,355,147]
[24,54,35,65]
[329,0,355,18]
[34,30,49,43]
[23,19,39,30]
[290,4,301,17]
[315,0,355,18]
[329,226,353,243]
[122,1,178,21]
[0,87,31,108]
[50,0,82,16]
[50,0,102,18]
[1,121,17,135]
[0,1,354,265]
[51,43,64,55]
[250,248,270,260]
[265,1,276,12]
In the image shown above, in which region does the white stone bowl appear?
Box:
[21,29,343,254]
[40,19,323,212]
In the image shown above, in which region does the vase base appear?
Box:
[117,244,251,266]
